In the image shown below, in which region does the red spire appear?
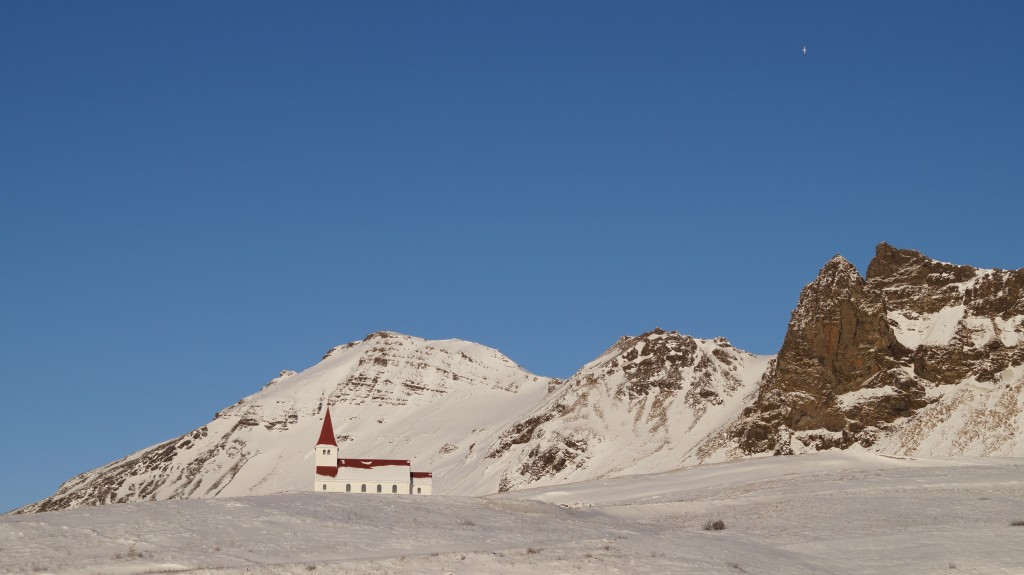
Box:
[316,407,338,447]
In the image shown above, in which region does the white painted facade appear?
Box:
[315,445,336,468]
[315,478,413,494]
[411,474,432,495]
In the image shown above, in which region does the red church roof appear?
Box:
[339,459,410,469]
[315,466,339,477]
[411,471,432,478]
[316,408,338,447]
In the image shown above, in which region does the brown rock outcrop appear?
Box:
[733,254,926,454]
[731,243,1024,458]
[868,243,1024,386]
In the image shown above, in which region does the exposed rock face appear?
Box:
[731,255,926,454]
[869,243,1024,387]
[725,243,1024,458]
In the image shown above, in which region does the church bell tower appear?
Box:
[315,407,339,470]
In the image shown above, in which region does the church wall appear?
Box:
[411,476,432,495]
[314,446,336,467]
[313,477,411,494]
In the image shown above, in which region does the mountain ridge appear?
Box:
[15,243,1024,514]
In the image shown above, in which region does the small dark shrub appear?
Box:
[526,547,542,554]
[1011,520,1024,526]
[457,519,476,526]
[704,519,726,531]
[306,564,317,571]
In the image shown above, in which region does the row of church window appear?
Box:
[319,483,423,494]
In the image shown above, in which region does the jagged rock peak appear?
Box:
[867,242,925,280]
[609,328,697,363]
[815,254,862,285]
[601,328,742,372]
[866,242,976,284]
[729,247,924,456]
[363,330,406,342]
[321,331,423,361]
[789,254,871,331]
[867,242,1023,320]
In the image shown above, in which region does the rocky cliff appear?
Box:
[714,243,1024,459]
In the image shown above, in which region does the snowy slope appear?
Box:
[17,332,553,512]
[866,247,1024,457]
[876,366,1024,457]
[4,453,1023,574]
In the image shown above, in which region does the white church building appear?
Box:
[314,408,432,495]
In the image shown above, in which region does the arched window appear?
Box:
[417,487,422,494]
[392,484,398,494]
[361,484,366,493]
[345,484,351,492]
[322,484,326,491]
[376,484,382,493]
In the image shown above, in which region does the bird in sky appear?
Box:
[802,46,807,55]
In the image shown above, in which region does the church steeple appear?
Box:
[314,407,338,472]
[316,407,338,447]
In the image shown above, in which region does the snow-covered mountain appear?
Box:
[17,332,554,513]
[18,329,770,513]
[17,243,1024,514]
[487,329,771,492]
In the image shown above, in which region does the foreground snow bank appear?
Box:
[3,452,1023,574]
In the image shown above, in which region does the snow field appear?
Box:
[4,452,1024,574]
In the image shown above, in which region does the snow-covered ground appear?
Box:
[4,452,1024,574]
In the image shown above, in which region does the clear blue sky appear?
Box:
[2,2,1022,512]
